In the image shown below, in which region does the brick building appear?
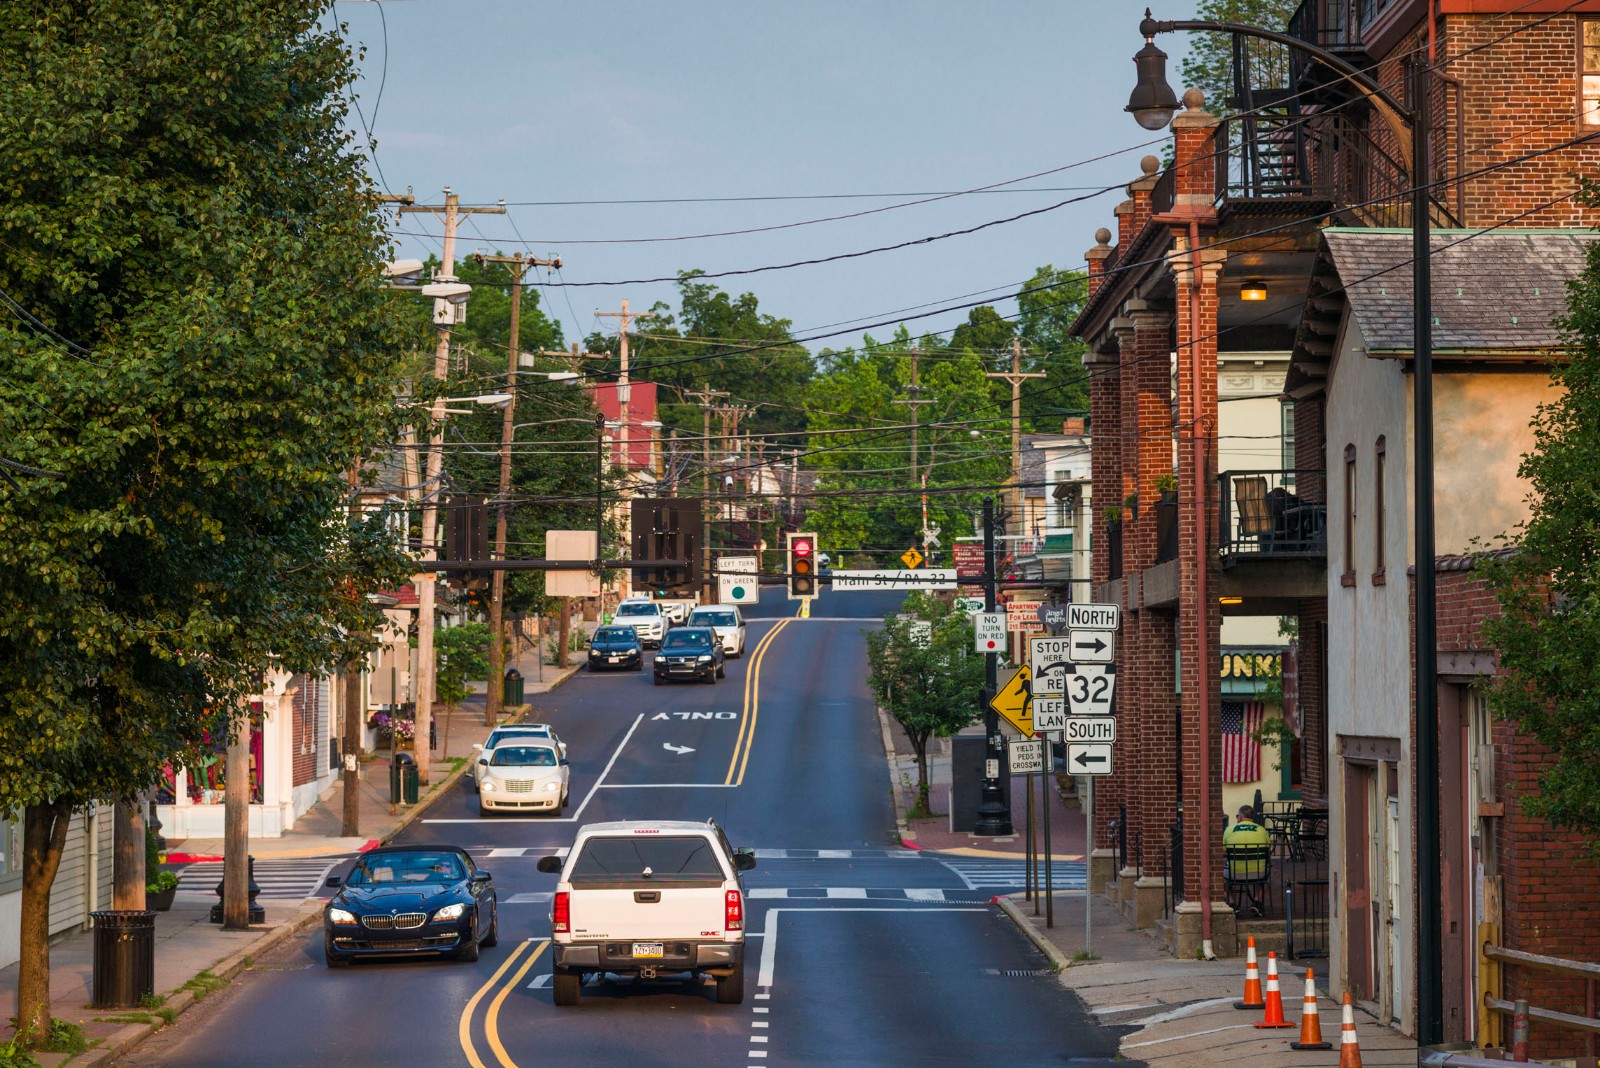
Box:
[1070,0,1600,1049]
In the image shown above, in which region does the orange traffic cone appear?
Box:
[1233,936,1265,1010]
[1254,951,1295,1028]
[1338,992,1363,1068]
[1290,967,1332,1050]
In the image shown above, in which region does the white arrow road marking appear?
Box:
[663,742,695,755]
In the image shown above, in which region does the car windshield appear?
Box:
[492,745,559,767]
[616,603,656,616]
[569,836,724,884]
[662,631,712,650]
[693,612,737,627]
[346,851,465,885]
[486,727,547,749]
[594,627,636,642]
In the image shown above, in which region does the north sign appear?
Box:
[1066,602,1121,632]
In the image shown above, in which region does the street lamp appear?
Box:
[1129,13,1437,1031]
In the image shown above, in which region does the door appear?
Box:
[1387,792,1401,1024]
[1343,761,1374,1000]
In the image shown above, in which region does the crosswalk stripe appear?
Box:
[174,860,336,900]
[743,888,953,901]
[939,860,1087,891]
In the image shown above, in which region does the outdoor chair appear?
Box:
[1223,844,1273,917]
[1233,476,1273,543]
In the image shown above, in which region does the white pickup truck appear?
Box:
[536,819,756,1005]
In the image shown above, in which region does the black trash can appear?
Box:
[390,750,419,804]
[503,668,525,706]
[90,910,156,1009]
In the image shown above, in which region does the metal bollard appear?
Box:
[1512,998,1529,1062]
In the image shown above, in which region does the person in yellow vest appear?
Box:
[1224,804,1271,880]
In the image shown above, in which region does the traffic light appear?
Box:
[786,531,818,600]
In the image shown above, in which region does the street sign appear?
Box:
[901,546,925,569]
[1067,743,1113,775]
[953,542,985,579]
[1006,601,1044,634]
[1065,663,1117,716]
[1067,602,1121,632]
[988,665,1033,736]
[1032,695,1066,732]
[974,612,1006,653]
[830,569,956,591]
[840,567,950,591]
[954,596,985,616]
[718,556,758,575]
[1037,603,1069,635]
[1007,738,1046,775]
[1028,634,1074,696]
[718,574,759,605]
[1068,630,1115,663]
[1062,716,1116,743]
[906,620,932,647]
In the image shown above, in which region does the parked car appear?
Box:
[685,605,746,657]
[652,626,725,685]
[613,600,666,647]
[323,846,497,966]
[478,740,570,817]
[536,819,755,1005]
[588,624,643,672]
[472,724,566,791]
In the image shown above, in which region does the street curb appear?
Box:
[69,904,323,1067]
[995,893,1075,973]
[873,703,918,847]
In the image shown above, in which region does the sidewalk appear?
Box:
[0,640,585,1067]
[877,704,1420,1068]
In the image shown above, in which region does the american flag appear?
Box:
[1221,700,1266,783]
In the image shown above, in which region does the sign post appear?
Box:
[975,498,1012,836]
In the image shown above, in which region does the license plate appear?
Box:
[632,942,664,959]
[608,656,620,663]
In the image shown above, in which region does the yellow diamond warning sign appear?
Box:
[988,664,1033,736]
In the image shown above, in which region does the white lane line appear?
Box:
[597,783,736,789]
[424,714,644,824]
[750,1036,768,1043]
[816,850,850,858]
[504,892,552,904]
[1129,997,1240,1025]
[752,1021,768,1028]
[828,888,867,899]
[754,1006,768,1013]
[755,992,770,999]
[756,906,988,988]
[906,888,946,902]
[488,848,525,857]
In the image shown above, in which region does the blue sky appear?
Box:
[333,0,1201,351]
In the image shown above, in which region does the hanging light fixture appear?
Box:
[1239,279,1268,302]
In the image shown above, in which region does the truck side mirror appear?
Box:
[733,851,757,872]
[536,856,563,874]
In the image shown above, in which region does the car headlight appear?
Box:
[698,654,714,663]
[328,907,358,926]
[542,780,561,792]
[433,903,466,922]
[480,777,496,791]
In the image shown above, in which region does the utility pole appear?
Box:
[475,250,560,727]
[397,188,504,784]
[222,703,251,928]
[987,339,1045,537]
[595,300,657,597]
[893,347,933,489]
[975,498,1013,836]
[683,383,729,586]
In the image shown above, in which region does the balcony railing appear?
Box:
[1218,469,1327,559]
[1105,520,1124,580]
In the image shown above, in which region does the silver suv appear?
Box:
[613,600,666,647]
[685,606,745,657]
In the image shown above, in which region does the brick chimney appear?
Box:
[1062,417,1086,436]
[1170,88,1218,211]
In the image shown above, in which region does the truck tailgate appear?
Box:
[569,885,732,942]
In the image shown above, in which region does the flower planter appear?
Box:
[147,885,177,911]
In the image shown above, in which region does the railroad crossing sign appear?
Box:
[1065,663,1117,716]
[901,546,925,569]
[1068,630,1115,663]
[1062,716,1116,743]
[1032,695,1066,733]
[1067,743,1113,775]
[1007,737,1046,775]
[988,665,1033,736]
[974,612,1006,653]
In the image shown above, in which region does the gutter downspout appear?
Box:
[1187,217,1215,958]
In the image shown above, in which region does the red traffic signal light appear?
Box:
[792,538,812,557]
[787,532,818,599]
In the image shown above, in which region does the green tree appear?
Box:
[1016,265,1091,432]
[0,2,419,1042]
[1481,231,1600,849]
[1177,0,1299,113]
[864,593,984,808]
[434,622,492,715]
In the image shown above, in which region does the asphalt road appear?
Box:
[116,590,1124,1068]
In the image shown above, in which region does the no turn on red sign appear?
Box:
[973,612,1005,653]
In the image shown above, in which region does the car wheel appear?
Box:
[481,906,499,948]
[633,661,643,672]
[552,970,582,1006]
[714,967,744,1004]
[704,670,716,684]
[478,803,491,818]
[457,924,481,962]
[324,939,350,968]
[716,663,725,679]
[653,674,663,686]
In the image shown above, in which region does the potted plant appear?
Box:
[146,827,177,910]
[1155,472,1178,503]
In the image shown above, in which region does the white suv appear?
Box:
[612,600,666,647]
[685,606,745,657]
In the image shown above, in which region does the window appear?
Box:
[1281,401,1297,488]
[0,812,19,894]
[1373,436,1387,583]
[1343,444,1357,586]
[1584,21,1600,126]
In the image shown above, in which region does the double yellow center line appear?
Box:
[724,616,791,786]
[459,939,549,1068]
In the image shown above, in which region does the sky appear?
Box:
[332,0,1201,353]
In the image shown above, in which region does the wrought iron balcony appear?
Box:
[1218,469,1327,560]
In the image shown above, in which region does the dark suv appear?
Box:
[652,627,726,685]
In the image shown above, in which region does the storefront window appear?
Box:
[154,708,265,805]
